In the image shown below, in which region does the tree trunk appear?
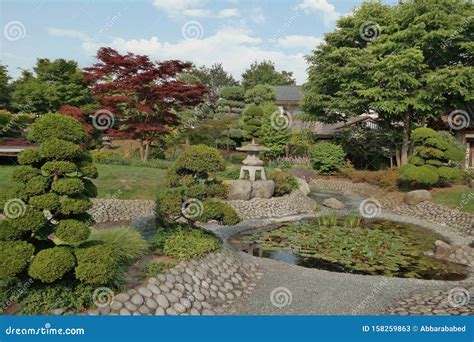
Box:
[395,149,401,167]
[143,141,151,161]
[138,139,145,160]
[185,136,190,147]
[400,115,411,166]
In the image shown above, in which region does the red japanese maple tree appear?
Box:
[83,47,207,160]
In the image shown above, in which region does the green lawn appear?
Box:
[0,164,167,200]
[431,187,474,214]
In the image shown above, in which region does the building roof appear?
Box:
[292,115,376,137]
[274,85,303,103]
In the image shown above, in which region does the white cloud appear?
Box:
[297,0,341,26]
[81,28,308,84]
[251,8,265,24]
[152,0,209,17]
[277,35,322,50]
[218,8,240,18]
[182,8,211,17]
[47,27,89,41]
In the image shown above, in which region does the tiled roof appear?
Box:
[273,85,303,102]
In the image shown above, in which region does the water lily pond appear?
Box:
[230,216,467,280]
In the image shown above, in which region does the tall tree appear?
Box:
[302,0,474,166]
[0,64,12,109]
[216,86,246,116]
[241,60,295,89]
[11,59,93,114]
[84,47,208,160]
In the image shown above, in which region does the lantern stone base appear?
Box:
[228,179,275,201]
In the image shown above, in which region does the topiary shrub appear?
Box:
[200,199,241,225]
[155,188,184,223]
[162,228,220,261]
[24,176,49,195]
[51,178,84,195]
[17,148,42,165]
[29,193,60,211]
[28,113,88,143]
[74,244,116,285]
[41,161,77,177]
[268,170,298,196]
[28,247,76,283]
[400,164,439,187]
[39,138,82,161]
[173,144,226,179]
[12,166,41,183]
[185,183,228,200]
[438,166,462,184]
[240,105,265,140]
[310,142,346,175]
[56,220,90,244]
[0,241,35,279]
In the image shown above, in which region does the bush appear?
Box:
[41,161,77,176]
[19,284,94,315]
[173,145,226,177]
[59,196,92,215]
[268,170,298,196]
[155,189,183,222]
[400,164,439,187]
[162,228,220,260]
[28,193,60,211]
[75,244,116,285]
[55,220,90,244]
[28,247,76,283]
[200,199,241,225]
[149,228,176,254]
[24,176,49,195]
[408,155,424,166]
[17,148,42,165]
[52,178,84,195]
[0,241,35,279]
[28,113,88,143]
[310,142,346,175]
[1,207,48,235]
[241,105,264,140]
[79,163,98,178]
[377,169,400,191]
[88,227,148,264]
[145,260,177,278]
[338,168,399,191]
[438,166,462,184]
[12,166,40,183]
[185,183,228,200]
[39,138,82,161]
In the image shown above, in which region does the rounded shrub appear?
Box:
[310,142,346,175]
[400,164,439,187]
[59,196,92,215]
[24,176,50,195]
[28,113,88,143]
[3,207,48,234]
[200,199,241,225]
[82,179,98,198]
[29,193,60,211]
[411,127,438,141]
[162,228,220,260]
[52,178,84,195]
[438,166,462,184]
[12,166,40,183]
[426,159,443,166]
[74,244,116,285]
[41,161,77,176]
[417,147,444,160]
[28,247,76,283]
[268,170,298,196]
[39,138,82,161]
[0,241,35,279]
[185,183,228,200]
[17,148,42,165]
[0,220,23,241]
[407,155,424,166]
[79,163,98,179]
[55,220,90,244]
[174,145,226,177]
[241,105,264,140]
[155,189,183,221]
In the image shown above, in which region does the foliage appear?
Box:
[216,86,246,115]
[172,145,226,179]
[162,227,221,261]
[84,47,207,161]
[400,164,439,187]
[268,170,298,196]
[149,228,177,254]
[260,103,291,159]
[310,142,346,174]
[11,59,93,114]
[0,241,35,279]
[155,188,184,222]
[199,199,241,225]
[145,260,177,278]
[28,113,88,143]
[244,84,276,105]
[241,60,295,89]
[240,105,264,141]
[55,220,90,244]
[28,247,76,283]
[185,183,228,200]
[0,110,31,137]
[0,64,12,108]
[74,244,117,285]
[339,166,400,191]
[88,227,148,264]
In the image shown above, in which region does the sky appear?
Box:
[0,0,394,84]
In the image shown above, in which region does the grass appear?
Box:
[0,163,166,200]
[431,186,474,214]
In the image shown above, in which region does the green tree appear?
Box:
[244,84,276,105]
[241,60,295,89]
[240,105,265,141]
[11,59,93,114]
[216,86,246,116]
[0,64,12,109]
[302,0,474,166]
[260,103,290,159]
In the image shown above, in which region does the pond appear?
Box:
[230,216,467,280]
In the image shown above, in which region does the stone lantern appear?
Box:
[228,139,275,200]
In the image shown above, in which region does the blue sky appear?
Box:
[0,0,394,83]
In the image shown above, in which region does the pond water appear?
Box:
[230,217,467,280]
